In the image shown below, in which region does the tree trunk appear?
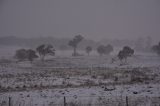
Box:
[41,55,45,61]
[124,57,127,63]
[73,47,77,56]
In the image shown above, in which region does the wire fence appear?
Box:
[0,95,160,106]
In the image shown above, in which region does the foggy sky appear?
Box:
[0,0,160,41]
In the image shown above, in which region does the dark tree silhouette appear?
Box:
[104,44,114,55]
[97,44,113,56]
[152,42,160,56]
[15,49,28,61]
[97,45,106,56]
[27,49,38,62]
[15,49,38,62]
[117,50,124,61]
[145,36,152,50]
[36,44,55,61]
[85,46,92,56]
[118,46,134,63]
[123,46,134,57]
[68,35,84,56]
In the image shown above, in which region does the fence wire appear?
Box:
[0,95,160,106]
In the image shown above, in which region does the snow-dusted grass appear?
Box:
[0,84,160,106]
[0,49,160,106]
[0,65,159,91]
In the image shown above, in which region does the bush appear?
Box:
[118,46,134,63]
[152,42,160,55]
[15,49,38,62]
[97,44,113,56]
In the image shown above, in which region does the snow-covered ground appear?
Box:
[0,46,160,106]
[0,84,160,106]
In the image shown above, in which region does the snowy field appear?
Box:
[0,46,160,106]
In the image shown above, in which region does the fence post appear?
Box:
[126,96,129,106]
[64,96,66,106]
[9,97,11,106]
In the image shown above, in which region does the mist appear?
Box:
[0,0,160,43]
[0,0,160,105]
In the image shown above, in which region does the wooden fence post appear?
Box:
[9,97,11,106]
[64,96,66,106]
[126,96,129,106]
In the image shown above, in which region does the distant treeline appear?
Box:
[0,36,98,50]
[0,36,152,51]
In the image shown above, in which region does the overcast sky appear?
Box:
[0,0,160,41]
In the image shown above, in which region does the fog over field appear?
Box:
[0,0,160,42]
[0,0,160,106]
